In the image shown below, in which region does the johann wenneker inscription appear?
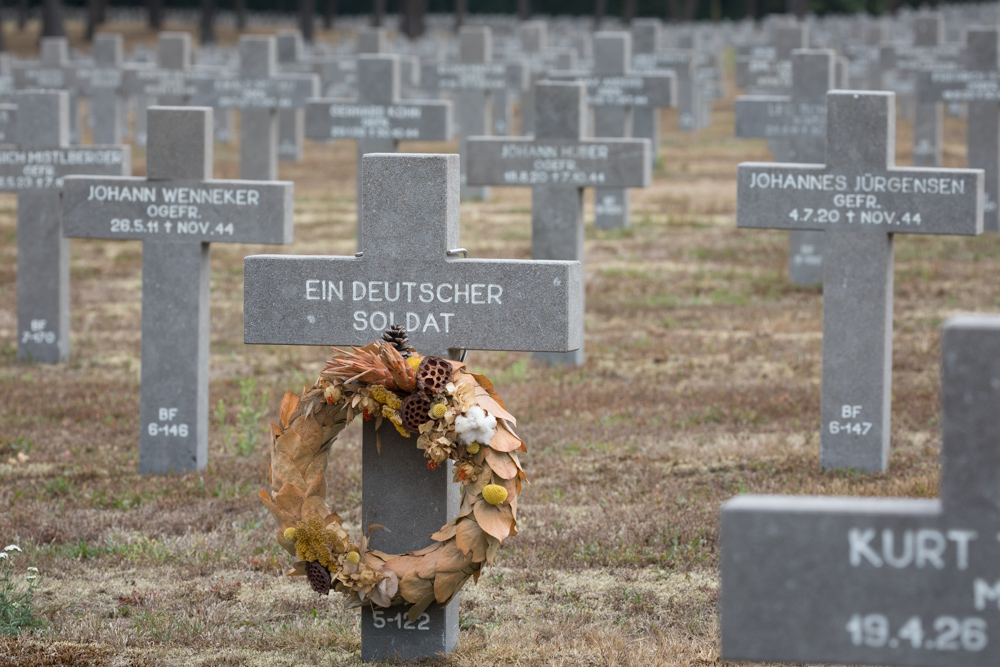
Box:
[243,152,582,661]
[722,314,1000,667]
[62,106,294,474]
[738,90,983,472]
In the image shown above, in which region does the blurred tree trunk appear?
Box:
[299,0,315,42]
[517,0,529,20]
[453,0,465,32]
[667,0,680,22]
[235,0,247,30]
[623,0,637,25]
[683,0,698,21]
[323,0,335,29]
[147,0,163,29]
[200,0,215,44]
[745,0,756,21]
[17,0,27,31]
[593,0,605,30]
[372,0,384,27]
[86,0,106,41]
[41,0,65,37]
[398,0,425,40]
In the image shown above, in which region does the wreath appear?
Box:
[258,325,525,621]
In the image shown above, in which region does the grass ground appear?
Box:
[1,16,997,667]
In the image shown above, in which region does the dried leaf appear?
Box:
[434,570,468,603]
[368,523,384,533]
[474,389,516,425]
[468,372,495,395]
[485,448,518,480]
[407,592,436,622]
[485,536,501,565]
[472,499,514,541]
[384,555,419,582]
[324,513,343,527]
[280,391,300,429]
[415,547,441,579]
[370,570,399,607]
[430,522,458,542]
[435,541,471,574]
[488,423,523,453]
[456,518,489,561]
[398,570,434,604]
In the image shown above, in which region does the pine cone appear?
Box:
[382,325,414,358]
[306,561,331,595]
[400,393,432,433]
[417,356,453,396]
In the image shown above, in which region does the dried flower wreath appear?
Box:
[259,325,525,620]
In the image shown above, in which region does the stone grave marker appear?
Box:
[13,37,81,144]
[275,30,307,162]
[304,54,451,244]
[735,49,834,286]
[6,90,130,364]
[74,33,125,145]
[918,27,1000,231]
[123,32,197,149]
[549,32,674,229]
[243,152,583,661]
[192,35,319,181]
[515,20,578,137]
[735,24,807,95]
[61,106,294,473]
[738,90,983,471]
[466,81,650,365]
[421,26,527,200]
[722,313,1000,666]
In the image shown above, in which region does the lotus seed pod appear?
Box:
[417,356,453,395]
[305,561,331,595]
[482,484,508,506]
[400,393,432,433]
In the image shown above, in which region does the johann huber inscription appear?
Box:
[738,90,983,472]
[723,314,1000,667]
[243,152,582,661]
[62,107,294,474]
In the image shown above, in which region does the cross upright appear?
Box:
[6,90,130,364]
[420,26,528,200]
[13,37,81,143]
[918,27,1000,231]
[275,29,308,162]
[516,20,579,136]
[736,49,835,286]
[243,152,583,662]
[304,54,451,245]
[61,107,294,474]
[549,31,674,230]
[466,81,650,365]
[74,33,125,145]
[191,35,320,181]
[722,314,1000,666]
[123,31,198,148]
[735,23,807,94]
[739,90,983,472]
[631,18,707,138]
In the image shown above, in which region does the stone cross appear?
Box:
[738,90,983,472]
[12,37,81,144]
[735,49,834,286]
[466,81,650,365]
[515,20,578,136]
[304,54,451,244]
[123,32,197,149]
[918,27,1000,231]
[631,18,707,138]
[6,90,130,364]
[735,24,807,94]
[74,33,125,145]
[243,152,583,662]
[420,26,527,201]
[722,314,1000,666]
[192,35,320,181]
[547,32,672,230]
[61,106,294,473]
[276,30,307,163]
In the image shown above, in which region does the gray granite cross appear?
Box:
[735,24,807,94]
[275,30,307,162]
[738,90,983,472]
[722,314,1000,666]
[191,35,319,181]
[736,49,834,286]
[74,33,125,145]
[123,32,198,149]
[631,18,707,139]
[242,152,583,662]
[515,20,579,137]
[466,81,650,366]
[7,90,130,364]
[12,37,81,144]
[61,107,294,474]
[918,27,1000,231]
[548,32,674,230]
[304,54,451,244]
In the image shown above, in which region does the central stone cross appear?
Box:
[722,314,1000,666]
[61,107,294,474]
[738,90,983,472]
[243,152,583,661]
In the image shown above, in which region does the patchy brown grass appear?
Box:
[0,15,995,667]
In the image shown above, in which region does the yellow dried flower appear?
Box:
[370,385,402,410]
[407,356,422,370]
[465,442,480,455]
[430,403,447,419]
[482,484,508,506]
[294,516,342,571]
[346,551,361,564]
[283,527,297,542]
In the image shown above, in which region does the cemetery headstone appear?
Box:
[631,18,708,137]
[276,30,307,162]
[466,81,650,365]
[722,313,1000,666]
[74,33,125,145]
[61,106,294,473]
[7,90,130,364]
[737,90,983,471]
[242,152,583,661]
[550,32,674,229]
[735,24,807,95]
[735,49,834,285]
[192,35,320,181]
[304,54,451,244]
[12,37,81,144]
[918,27,1000,231]
[516,20,578,136]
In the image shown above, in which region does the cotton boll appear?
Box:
[455,405,497,446]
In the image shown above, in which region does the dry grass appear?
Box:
[0,16,997,667]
